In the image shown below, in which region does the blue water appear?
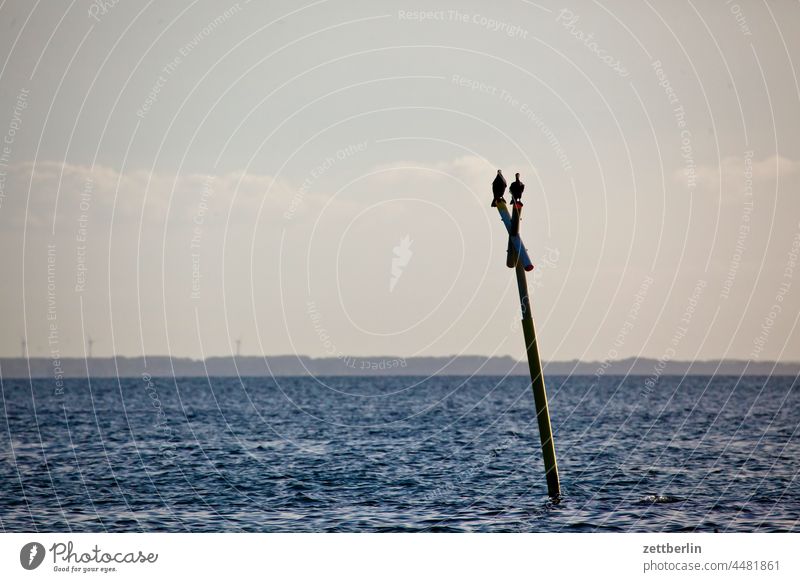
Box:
[0,375,797,532]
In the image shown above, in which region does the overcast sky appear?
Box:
[1,0,799,363]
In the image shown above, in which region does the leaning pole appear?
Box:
[494,195,561,499]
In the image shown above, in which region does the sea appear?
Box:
[0,374,797,532]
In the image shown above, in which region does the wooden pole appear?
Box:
[503,201,561,498]
[514,259,561,498]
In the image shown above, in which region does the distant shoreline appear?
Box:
[1,356,798,378]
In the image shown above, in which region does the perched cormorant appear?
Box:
[491,170,507,207]
[509,173,525,206]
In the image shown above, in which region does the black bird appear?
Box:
[509,172,525,206]
[491,170,507,207]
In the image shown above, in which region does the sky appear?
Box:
[0,0,799,363]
